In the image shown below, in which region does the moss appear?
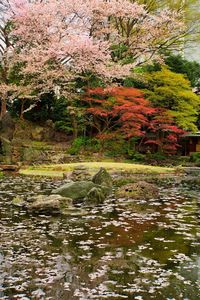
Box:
[29,141,52,150]
[12,196,25,206]
[20,162,175,177]
[116,181,159,200]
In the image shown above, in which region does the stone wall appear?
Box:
[10,145,84,165]
[0,115,74,165]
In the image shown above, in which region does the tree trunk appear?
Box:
[0,97,7,120]
[20,100,25,119]
[71,114,78,140]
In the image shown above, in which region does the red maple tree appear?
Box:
[145,109,185,154]
[84,87,154,138]
[83,87,184,154]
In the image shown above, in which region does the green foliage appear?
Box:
[54,120,73,134]
[75,72,105,89]
[68,137,87,155]
[147,152,167,161]
[68,137,101,155]
[104,139,129,157]
[165,54,200,87]
[103,138,145,160]
[110,44,129,62]
[11,93,55,121]
[190,152,200,165]
[123,76,147,89]
[131,152,146,162]
[83,138,101,152]
[123,67,149,89]
[144,67,200,131]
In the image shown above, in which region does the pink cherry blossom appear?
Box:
[0,0,185,118]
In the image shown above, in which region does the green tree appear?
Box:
[144,67,200,131]
[165,54,200,87]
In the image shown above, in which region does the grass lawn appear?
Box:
[20,162,175,177]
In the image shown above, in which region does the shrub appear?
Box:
[190,152,200,165]
[131,152,146,162]
[104,139,128,157]
[68,137,101,155]
[54,120,73,134]
[148,152,166,161]
[68,137,87,155]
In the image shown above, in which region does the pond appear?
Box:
[0,175,200,300]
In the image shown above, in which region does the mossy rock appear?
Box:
[116,181,159,200]
[12,196,26,207]
[27,195,73,214]
[52,181,99,200]
[84,187,105,205]
[92,167,112,188]
[22,147,44,163]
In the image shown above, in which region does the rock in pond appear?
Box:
[27,195,73,214]
[52,168,113,205]
[84,187,105,205]
[92,167,112,189]
[52,181,99,201]
[70,165,91,181]
[12,196,26,207]
[116,181,159,200]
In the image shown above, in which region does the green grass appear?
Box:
[20,162,175,177]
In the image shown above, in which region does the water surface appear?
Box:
[0,175,200,300]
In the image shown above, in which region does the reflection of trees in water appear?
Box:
[0,176,200,299]
[0,252,5,299]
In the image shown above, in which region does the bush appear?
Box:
[68,137,101,155]
[54,120,73,134]
[190,152,200,165]
[131,152,146,162]
[68,137,87,155]
[104,139,129,157]
[147,152,166,161]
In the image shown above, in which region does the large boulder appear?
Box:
[92,167,112,189]
[27,194,72,214]
[116,181,159,200]
[52,168,112,205]
[84,187,105,205]
[51,181,98,200]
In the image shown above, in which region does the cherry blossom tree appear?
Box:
[0,0,185,118]
[11,0,185,72]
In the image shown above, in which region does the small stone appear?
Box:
[70,166,91,182]
[12,196,25,207]
[63,172,70,179]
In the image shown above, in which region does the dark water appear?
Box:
[0,175,200,300]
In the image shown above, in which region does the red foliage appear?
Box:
[83,87,184,154]
[145,109,185,154]
[84,87,155,138]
